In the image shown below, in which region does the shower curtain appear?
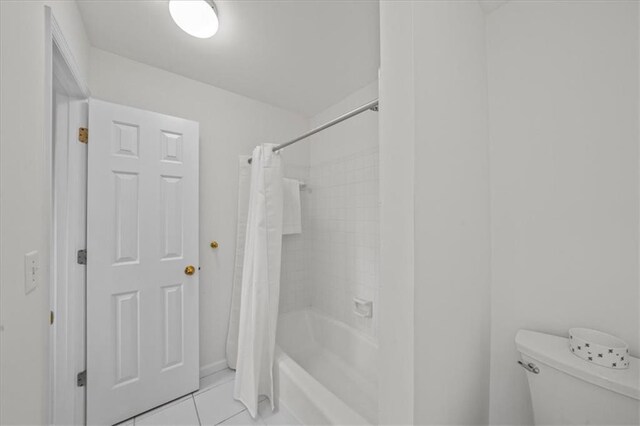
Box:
[225,156,251,370]
[230,144,284,418]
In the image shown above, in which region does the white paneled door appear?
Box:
[87,100,199,425]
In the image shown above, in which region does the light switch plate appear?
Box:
[24,250,39,294]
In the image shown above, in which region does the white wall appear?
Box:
[309,82,379,165]
[412,1,492,424]
[487,1,640,424]
[381,2,638,425]
[0,1,90,424]
[89,48,309,375]
[305,82,380,338]
[379,1,492,424]
[378,2,415,423]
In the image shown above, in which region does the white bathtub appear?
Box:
[274,309,378,425]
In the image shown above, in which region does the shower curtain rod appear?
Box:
[248,98,379,164]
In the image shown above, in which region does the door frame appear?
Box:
[45,6,90,424]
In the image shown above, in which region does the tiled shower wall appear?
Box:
[279,163,311,314]
[279,148,380,339]
[307,147,380,338]
[279,82,380,338]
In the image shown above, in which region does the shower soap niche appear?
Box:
[569,328,629,369]
[353,297,373,318]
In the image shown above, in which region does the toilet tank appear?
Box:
[516,330,639,425]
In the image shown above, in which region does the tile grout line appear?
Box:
[191,394,202,426]
[127,372,238,425]
[214,408,250,426]
[195,377,236,397]
[132,394,193,423]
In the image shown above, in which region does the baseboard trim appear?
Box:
[200,359,229,378]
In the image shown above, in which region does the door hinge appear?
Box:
[77,249,87,265]
[50,310,54,325]
[78,127,88,144]
[77,370,86,387]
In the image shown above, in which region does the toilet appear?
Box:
[516,329,640,425]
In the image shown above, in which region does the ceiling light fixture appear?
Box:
[169,0,219,39]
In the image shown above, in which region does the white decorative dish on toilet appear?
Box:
[569,328,629,369]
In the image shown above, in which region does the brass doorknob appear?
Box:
[184,265,196,276]
[210,240,219,249]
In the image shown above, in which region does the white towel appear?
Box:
[282,178,302,235]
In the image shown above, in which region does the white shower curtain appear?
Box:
[225,156,251,370]
[232,144,284,417]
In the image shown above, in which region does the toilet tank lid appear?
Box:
[516,329,639,401]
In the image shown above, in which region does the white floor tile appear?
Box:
[258,401,300,426]
[218,410,264,425]
[194,380,246,425]
[119,370,287,426]
[136,397,200,426]
[133,394,194,424]
[198,368,236,393]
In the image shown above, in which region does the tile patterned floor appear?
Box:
[117,369,300,426]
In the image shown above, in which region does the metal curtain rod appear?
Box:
[248,98,379,163]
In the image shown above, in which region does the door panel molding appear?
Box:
[87,99,199,425]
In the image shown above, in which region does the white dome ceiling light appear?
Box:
[169,0,219,39]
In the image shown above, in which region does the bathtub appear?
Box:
[274,308,378,425]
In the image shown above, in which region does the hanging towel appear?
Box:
[233,144,284,418]
[282,178,302,235]
[225,156,252,370]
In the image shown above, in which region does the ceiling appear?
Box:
[77,0,380,116]
[478,0,510,14]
